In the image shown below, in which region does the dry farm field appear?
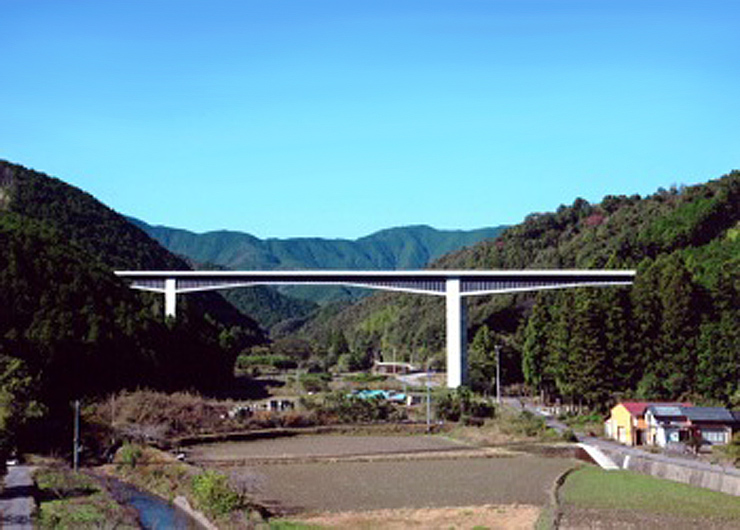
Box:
[189,435,575,522]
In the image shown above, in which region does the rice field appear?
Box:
[189,435,575,514]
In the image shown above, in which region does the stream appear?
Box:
[102,476,206,529]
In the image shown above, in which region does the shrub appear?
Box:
[118,443,143,469]
[435,388,495,422]
[306,392,406,424]
[719,432,740,465]
[299,372,331,393]
[502,410,547,437]
[191,470,241,517]
[561,428,579,442]
[235,354,297,371]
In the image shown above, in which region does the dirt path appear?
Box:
[0,465,35,529]
[296,504,540,529]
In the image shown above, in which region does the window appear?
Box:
[702,430,726,444]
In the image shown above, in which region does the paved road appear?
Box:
[0,465,35,529]
[395,371,441,388]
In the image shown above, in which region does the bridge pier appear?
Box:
[116,269,635,390]
[164,278,177,318]
[445,278,467,389]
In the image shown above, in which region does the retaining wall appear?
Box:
[601,448,740,497]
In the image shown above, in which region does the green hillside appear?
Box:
[0,160,265,455]
[131,219,505,272]
[295,173,739,406]
[131,218,505,326]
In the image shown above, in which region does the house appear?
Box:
[645,405,688,447]
[644,405,737,448]
[604,401,689,446]
[604,402,650,446]
[682,407,735,445]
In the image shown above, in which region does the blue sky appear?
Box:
[3,1,739,238]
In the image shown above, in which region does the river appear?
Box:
[103,476,206,529]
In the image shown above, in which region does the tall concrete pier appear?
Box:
[115,269,635,388]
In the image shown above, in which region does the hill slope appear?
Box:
[296,173,739,405]
[132,219,506,318]
[0,160,264,410]
[131,219,505,272]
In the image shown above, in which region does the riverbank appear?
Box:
[32,464,139,529]
[95,444,265,528]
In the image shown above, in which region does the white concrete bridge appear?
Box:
[114,269,635,388]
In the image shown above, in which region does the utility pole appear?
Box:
[72,399,80,472]
[495,345,501,405]
[426,361,432,433]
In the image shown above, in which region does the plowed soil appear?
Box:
[242,456,572,513]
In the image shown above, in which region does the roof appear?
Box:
[648,405,685,417]
[682,406,734,422]
[620,402,652,415]
[618,401,691,416]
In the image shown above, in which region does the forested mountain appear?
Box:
[131,219,505,273]
[296,173,739,407]
[132,218,506,326]
[0,160,265,453]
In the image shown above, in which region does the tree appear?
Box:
[563,289,611,408]
[656,254,702,396]
[469,325,497,394]
[0,355,45,470]
[522,296,551,397]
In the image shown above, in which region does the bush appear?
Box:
[503,411,547,437]
[343,373,388,384]
[719,432,740,465]
[117,443,143,468]
[561,428,579,442]
[435,388,495,422]
[191,470,241,517]
[306,392,406,424]
[235,354,297,371]
[299,373,331,393]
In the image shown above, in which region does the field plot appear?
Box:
[560,466,740,529]
[233,455,573,513]
[187,434,476,463]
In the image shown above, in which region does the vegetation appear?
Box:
[292,173,739,408]
[717,432,740,465]
[134,217,505,284]
[303,392,407,423]
[34,466,138,529]
[0,159,265,457]
[434,387,495,423]
[191,470,241,517]
[105,443,267,526]
[561,466,740,520]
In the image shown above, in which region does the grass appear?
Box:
[561,465,740,519]
[34,466,138,529]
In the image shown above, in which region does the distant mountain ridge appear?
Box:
[129,219,506,271]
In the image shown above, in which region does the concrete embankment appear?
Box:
[602,448,740,496]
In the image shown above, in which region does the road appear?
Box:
[0,465,35,529]
[503,397,740,479]
[394,371,441,388]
